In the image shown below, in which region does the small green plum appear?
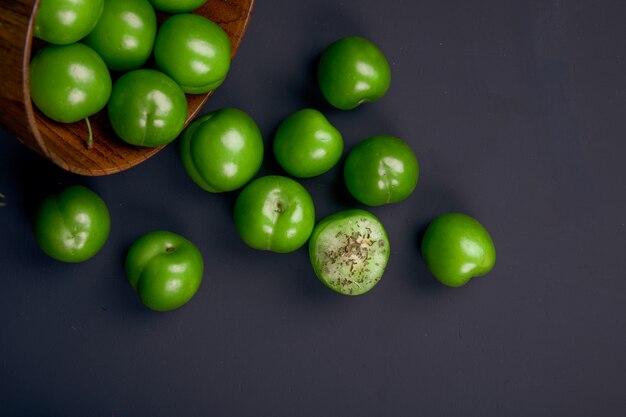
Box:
[83,0,157,72]
[125,230,204,311]
[154,14,231,94]
[421,213,496,287]
[234,176,315,253]
[318,36,391,110]
[273,109,343,178]
[309,209,390,295]
[107,69,188,147]
[33,185,110,263]
[344,135,419,206]
[30,43,112,123]
[34,0,104,45]
[180,108,264,192]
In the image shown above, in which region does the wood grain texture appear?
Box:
[0,0,255,176]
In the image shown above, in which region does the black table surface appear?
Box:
[1,1,625,416]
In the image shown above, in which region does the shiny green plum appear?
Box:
[148,0,207,13]
[34,0,104,45]
[234,176,315,253]
[33,185,110,263]
[309,209,389,296]
[344,135,419,206]
[107,69,187,147]
[421,213,496,287]
[125,231,204,311]
[273,109,343,178]
[317,36,391,110]
[154,13,231,94]
[30,43,112,123]
[83,0,157,72]
[180,108,264,192]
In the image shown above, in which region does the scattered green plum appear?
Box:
[126,230,204,311]
[318,36,391,110]
[421,213,496,287]
[309,209,389,295]
[33,185,110,263]
[180,108,264,192]
[273,108,343,178]
[234,176,315,253]
[344,135,419,206]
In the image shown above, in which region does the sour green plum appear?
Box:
[309,209,389,295]
[30,43,112,123]
[83,0,157,71]
[318,36,391,110]
[33,185,110,263]
[154,14,231,94]
[34,0,104,45]
[273,109,343,178]
[126,231,204,311]
[180,108,264,192]
[344,135,418,206]
[234,176,315,253]
[421,213,496,287]
[107,69,187,147]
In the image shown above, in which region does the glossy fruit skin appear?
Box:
[154,14,231,94]
[421,213,496,287]
[234,176,315,253]
[317,36,391,110]
[180,108,264,192]
[125,231,203,311]
[82,0,157,72]
[344,135,419,206]
[273,109,343,178]
[33,185,110,263]
[34,0,104,45]
[107,69,188,147]
[309,209,389,296]
[148,0,207,13]
[30,44,112,123]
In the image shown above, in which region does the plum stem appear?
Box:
[84,117,93,149]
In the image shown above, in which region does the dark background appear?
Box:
[1,0,625,416]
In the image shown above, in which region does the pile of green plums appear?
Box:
[30,0,230,147]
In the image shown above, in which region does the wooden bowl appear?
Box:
[0,0,255,176]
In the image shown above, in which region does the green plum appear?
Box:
[154,13,231,94]
[317,36,391,110]
[180,108,264,192]
[273,109,343,178]
[344,135,419,206]
[126,230,204,311]
[421,213,496,287]
[33,185,110,263]
[107,69,188,147]
[82,0,157,72]
[30,43,112,123]
[148,0,207,13]
[309,209,389,296]
[34,0,104,45]
[234,176,315,253]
